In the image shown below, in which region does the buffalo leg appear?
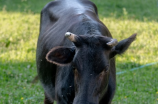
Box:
[44,93,54,104]
[55,66,75,104]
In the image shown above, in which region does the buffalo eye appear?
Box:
[72,66,76,70]
[104,65,109,73]
[71,62,76,70]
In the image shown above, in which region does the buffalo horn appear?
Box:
[107,39,118,46]
[65,32,76,42]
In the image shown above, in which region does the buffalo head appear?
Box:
[46,32,136,104]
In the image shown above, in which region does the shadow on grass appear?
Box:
[116,61,141,71]
[1,60,157,103]
[0,0,52,14]
[0,60,37,83]
[113,63,158,103]
[0,60,44,103]
[116,61,158,75]
[0,0,158,22]
[92,0,158,22]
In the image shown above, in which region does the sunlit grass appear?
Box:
[103,18,158,64]
[0,0,158,103]
[0,12,39,63]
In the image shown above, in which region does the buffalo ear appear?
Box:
[110,34,137,58]
[46,46,75,65]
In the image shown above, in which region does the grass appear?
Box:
[0,0,158,103]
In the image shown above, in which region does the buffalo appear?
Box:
[36,0,136,104]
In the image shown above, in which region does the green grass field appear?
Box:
[0,0,158,103]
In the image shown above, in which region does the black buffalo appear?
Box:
[36,0,136,104]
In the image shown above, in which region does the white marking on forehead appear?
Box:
[64,0,85,14]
